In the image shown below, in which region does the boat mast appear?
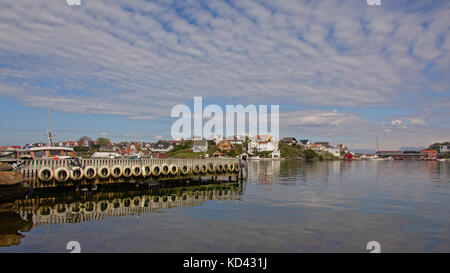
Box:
[47,108,55,147]
[376,136,379,153]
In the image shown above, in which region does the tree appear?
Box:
[304,149,318,161]
[97,137,111,147]
[78,136,92,143]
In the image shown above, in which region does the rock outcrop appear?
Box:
[0,164,29,203]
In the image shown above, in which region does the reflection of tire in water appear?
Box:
[132,197,141,207]
[39,207,51,216]
[71,203,81,213]
[142,197,150,207]
[85,202,95,212]
[99,201,108,211]
[55,204,66,214]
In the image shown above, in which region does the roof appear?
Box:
[314,142,331,148]
[25,146,74,152]
[193,140,208,147]
[151,141,173,150]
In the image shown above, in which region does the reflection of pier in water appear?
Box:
[14,182,243,227]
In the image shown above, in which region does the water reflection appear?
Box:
[0,182,243,248]
[1,160,449,252]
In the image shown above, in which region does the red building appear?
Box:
[420,149,437,160]
[344,152,354,160]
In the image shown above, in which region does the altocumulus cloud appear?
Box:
[0,0,449,148]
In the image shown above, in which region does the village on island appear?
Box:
[2,134,449,161]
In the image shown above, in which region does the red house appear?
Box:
[420,149,437,161]
[344,152,354,160]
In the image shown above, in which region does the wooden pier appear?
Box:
[19,158,247,189]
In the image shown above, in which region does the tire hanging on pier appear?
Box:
[216,164,223,172]
[54,167,69,183]
[151,165,161,176]
[193,164,200,174]
[181,165,189,175]
[142,164,152,177]
[234,163,240,172]
[207,163,215,173]
[69,167,84,181]
[131,165,142,177]
[122,166,132,178]
[98,166,111,179]
[84,166,97,180]
[223,164,228,172]
[228,163,235,172]
[201,164,207,173]
[169,164,178,175]
[38,167,53,182]
[111,165,122,178]
[161,164,170,175]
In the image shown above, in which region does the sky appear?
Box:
[0,0,449,150]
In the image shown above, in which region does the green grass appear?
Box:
[166,149,204,158]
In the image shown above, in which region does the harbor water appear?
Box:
[1,160,449,252]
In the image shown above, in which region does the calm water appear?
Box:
[1,160,449,252]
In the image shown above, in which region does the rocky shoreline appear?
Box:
[0,164,30,204]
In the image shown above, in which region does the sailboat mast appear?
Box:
[47,108,55,146]
[376,136,379,153]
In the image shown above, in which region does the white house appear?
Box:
[210,134,223,145]
[439,144,450,153]
[192,140,208,153]
[225,135,245,145]
[247,135,279,155]
[151,141,174,153]
[327,148,341,157]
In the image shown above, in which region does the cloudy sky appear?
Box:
[0,0,449,150]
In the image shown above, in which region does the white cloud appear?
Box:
[0,0,449,148]
[391,120,403,126]
[409,118,426,125]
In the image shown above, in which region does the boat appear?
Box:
[19,146,76,160]
[1,109,77,162]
